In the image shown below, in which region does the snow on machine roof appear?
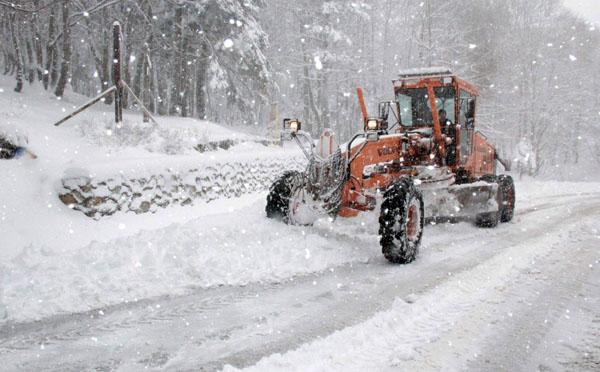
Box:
[397,67,453,79]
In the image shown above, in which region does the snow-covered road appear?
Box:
[1,189,599,371]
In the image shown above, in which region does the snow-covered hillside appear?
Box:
[0,77,303,319]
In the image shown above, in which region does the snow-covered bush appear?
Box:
[75,117,212,154]
[0,123,29,147]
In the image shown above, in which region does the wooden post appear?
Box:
[113,21,122,123]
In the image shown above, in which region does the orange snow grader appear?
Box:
[266,68,515,264]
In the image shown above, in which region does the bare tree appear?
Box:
[9,12,24,92]
[54,0,71,97]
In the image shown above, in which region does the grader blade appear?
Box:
[421,181,499,220]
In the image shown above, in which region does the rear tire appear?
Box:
[266,171,302,223]
[379,178,424,264]
[498,175,515,222]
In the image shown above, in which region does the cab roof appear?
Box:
[393,67,479,96]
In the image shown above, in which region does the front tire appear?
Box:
[379,178,425,264]
[266,171,302,223]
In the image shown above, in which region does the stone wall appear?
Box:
[58,158,304,219]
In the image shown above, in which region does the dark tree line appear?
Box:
[1,0,270,125]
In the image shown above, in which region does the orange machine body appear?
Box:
[337,73,497,217]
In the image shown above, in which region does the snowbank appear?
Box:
[2,178,600,323]
[1,198,373,322]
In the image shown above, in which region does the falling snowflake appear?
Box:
[314,56,323,70]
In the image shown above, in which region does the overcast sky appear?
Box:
[562,0,600,23]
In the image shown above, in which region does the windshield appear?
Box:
[396,88,432,127]
[397,86,456,127]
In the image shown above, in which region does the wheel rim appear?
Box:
[288,186,305,225]
[502,182,515,215]
[288,185,320,225]
[507,185,515,214]
[405,198,421,242]
[394,197,421,245]
[407,205,416,239]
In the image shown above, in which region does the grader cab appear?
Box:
[267,68,515,264]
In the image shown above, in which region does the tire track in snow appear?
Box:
[225,202,600,372]
[1,195,599,371]
[1,191,594,343]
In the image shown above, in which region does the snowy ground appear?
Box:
[1,81,599,371]
[0,180,599,371]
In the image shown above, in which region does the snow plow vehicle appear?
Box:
[266,68,515,264]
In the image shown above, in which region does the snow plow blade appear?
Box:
[420,181,498,220]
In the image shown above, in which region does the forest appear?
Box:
[2,0,600,177]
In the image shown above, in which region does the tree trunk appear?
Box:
[54,0,71,97]
[44,5,57,90]
[301,26,312,134]
[132,49,144,97]
[170,6,184,116]
[101,21,113,104]
[181,32,192,117]
[133,1,154,100]
[9,12,23,93]
[2,50,12,75]
[121,12,134,109]
[142,46,152,122]
[195,41,209,119]
[25,37,35,84]
[31,0,44,81]
[86,8,113,104]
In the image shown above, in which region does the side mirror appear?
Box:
[378,101,390,121]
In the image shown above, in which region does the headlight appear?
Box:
[366,119,379,131]
[288,120,300,132]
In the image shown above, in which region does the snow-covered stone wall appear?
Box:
[58,157,304,219]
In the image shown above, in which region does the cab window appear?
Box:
[396,88,432,127]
